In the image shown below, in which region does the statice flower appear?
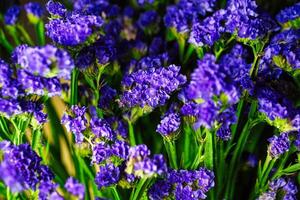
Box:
[126,144,167,178]
[61,106,88,143]
[46,13,103,46]
[256,87,294,121]
[4,5,21,25]
[73,0,109,15]
[260,178,298,199]
[25,2,44,18]
[268,133,290,158]
[90,117,116,141]
[92,142,111,164]
[157,110,181,136]
[189,9,227,47]
[137,0,155,6]
[39,181,63,200]
[276,3,300,24]
[14,44,74,79]
[120,64,186,109]
[137,10,160,30]
[46,0,67,17]
[259,30,300,75]
[0,142,54,192]
[17,70,62,97]
[149,168,215,199]
[95,164,120,188]
[164,5,189,33]
[64,177,85,200]
[216,107,237,140]
[112,140,130,160]
[98,85,117,109]
[226,0,277,39]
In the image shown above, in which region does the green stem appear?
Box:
[164,139,178,169]
[130,178,152,200]
[16,25,34,45]
[111,187,121,200]
[70,68,79,105]
[6,26,20,45]
[32,129,42,150]
[0,29,13,53]
[225,121,251,199]
[178,36,185,62]
[204,129,214,170]
[35,20,45,45]
[6,187,10,200]
[128,121,136,146]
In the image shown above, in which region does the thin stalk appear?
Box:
[164,139,178,169]
[70,68,79,105]
[130,178,152,200]
[32,129,42,150]
[0,29,13,53]
[225,121,251,199]
[204,129,214,170]
[178,36,185,62]
[35,20,45,45]
[6,187,10,200]
[16,25,34,45]
[111,187,121,200]
[128,121,136,146]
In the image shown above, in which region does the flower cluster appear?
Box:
[149,168,215,199]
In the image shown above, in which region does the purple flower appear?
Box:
[112,140,130,160]
[164,5,189,33]
[13,45,74,80]
[189,9,227,47]
[61,106,88,143]
[157,111,181,136]
[216,107,237,140]
[150,168,215,199]
[268,133,290,158]
[65,177,85,200]
[226,0,277,39]
[121,64,186,109]
[95,164,120,188]
[0,142,54,192]
[92,142,111,164]
[39,181,63,200]
[4,5,20,25]
[90,117,116,141]
[25,2,44,18]
[276,3,300,24]
[46,13,103,46]
[138,10,160,29]
[46,0,67,17]
[126,145,167,178]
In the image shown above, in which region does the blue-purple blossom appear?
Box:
[46,13,103,46]
[25,2,44,18]
[46,0,67,17]
[189,9,227,47]
[138,10,160,29]
[39,181,63,200]
[121,64,186,109]
[268,133,290,158]
[126,145,167,178]
[90,117,116,141]
[64,177,85,200]
[260,178,298,199]
[92,142,111,164]
[4,5,21,25]
[95,164,120,188]
[259,30,300,75]
[157,111,181,136]
[61,106,88,143]
[226,0,277,39]
[13,44,74,79]
[149,168,215,199]
[0,142,54,192]
[276,3,300,24]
